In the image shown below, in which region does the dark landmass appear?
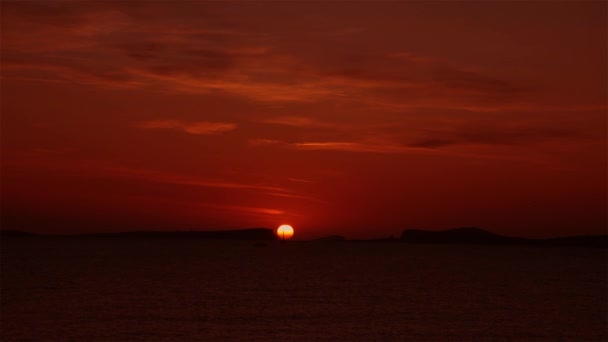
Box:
[351,236,399,242]
[314,235,346,242]
[401,227,531,245]
[400,227,608,248]
[87,228,278,240]
[0,228,277,240]
[2,227,606,247]
[541,235,608,248]
[0,230,35,237]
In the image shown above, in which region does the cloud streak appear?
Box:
[261,116,334,128]
[248,139,282,146]
[196,203,284,216]
[104,166,284,192]
[287,177,314,183]
[408,124,586,149]
[138,120,236,135]
[292,142,432,154]
[3,157,286,193]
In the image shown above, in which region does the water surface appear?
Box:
[2,238,606,341]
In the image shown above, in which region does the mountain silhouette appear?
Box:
[0,230,35,237]
[314,235,346,241]
[401,227,529,244]
[3,227,606,247]
[401,227,607,247]
[1,228,277,240]
[85,228,278,240]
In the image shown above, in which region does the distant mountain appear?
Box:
[314,235,346,241]
[0,230,35,237]
[541,235,608,248]
[400,227,607,248]
[401,227,529,245]
[86,228,278,240]
[1,228,277,240]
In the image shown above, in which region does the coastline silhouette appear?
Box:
[2,227,605,248]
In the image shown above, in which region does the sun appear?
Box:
[276,224,294,240]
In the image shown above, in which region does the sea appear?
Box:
[1,238,607,341]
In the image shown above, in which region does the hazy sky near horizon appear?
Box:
[1,1,606,239]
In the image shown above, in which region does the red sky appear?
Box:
[1,1,606,239]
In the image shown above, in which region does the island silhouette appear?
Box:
[0,228,277,240]
[1,227,606,247]
[399,227,608,248]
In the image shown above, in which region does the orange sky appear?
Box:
[1,1,606,239]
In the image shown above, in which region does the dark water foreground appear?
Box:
[1,238,607,341]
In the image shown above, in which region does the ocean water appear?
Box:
[1,238,607,341]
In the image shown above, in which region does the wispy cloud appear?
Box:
[3,156,330,203]
[248,138,438,155]
[287,140,550,163]
[138,120,236,135]
[408,123,587,149]
[261,116,334,128]
[247,137,558,162]
[248,139,283,146]
[0,1,538,109]
[292,142,432,154]
[196,203,284,216]
[287,177,314,183]
[4,157,285,193]
[430,66,524,101]
[104,166,284,192]
[266,192,328,204]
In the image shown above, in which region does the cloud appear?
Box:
[247,136,565,162]
[287,177,314,183]
[3,0,603,118]
[103,166,285,192]
[431,66,524,99]
[408,138,457,148]
[409,125,582,149]
[265,192,328,204]
[248,138,431,154]
[388,51,436,64]
[196,203,284,216]
[122,68,341,102]
[248,139,282,146]
[2,156,289,193]
[138,120,236,135]
[292,142,431,154]
[285,140,552,163]
[261,116,334,128]
[1,1,530,108]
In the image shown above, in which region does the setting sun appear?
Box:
[276,224,294,240]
